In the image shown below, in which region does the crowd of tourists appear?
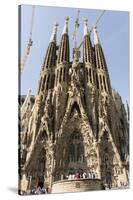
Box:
[19,185,50,195]
[65,170,97,180]
[30,186,50,195]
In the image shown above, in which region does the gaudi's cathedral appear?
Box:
[19,16,129,194]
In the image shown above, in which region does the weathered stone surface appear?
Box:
[19,17,129,194]
[52,179,103,193]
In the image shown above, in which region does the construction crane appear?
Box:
[90,10,105,33]
[78,10,105,49]
[72,9,80,48]
[72,10,81,59]
[20,5,35,73]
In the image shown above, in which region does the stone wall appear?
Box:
[52,179,103,193]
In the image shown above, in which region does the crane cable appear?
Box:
[78,10,105,49]
[20,6,35,73]
[89,10,105,33]
[72,9,80,48]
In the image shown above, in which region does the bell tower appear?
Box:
[20,12,129,194]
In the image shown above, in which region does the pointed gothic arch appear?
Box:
[70,101,81,118]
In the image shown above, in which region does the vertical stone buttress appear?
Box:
[112,90,129,161]
[54,17,70,134]
[36,23,58,187]
[93,26,111,94]
[83,18,98,138]
[93,26,113,139]
[31,23,58,141]
[22,24,58,190]
[20,16,129,192]
[93,27,128,186]
[37,23,58,97]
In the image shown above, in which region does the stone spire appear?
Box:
[83,17,93,64]
[83,18,89,36]
[93,26,100,45]
[42,23,58,70]
[21,88,32,119]
[50,23,59,43]
[37,23,58,94]
[57,17,70,63]
[62,16,69,35]
[93,26,111,93]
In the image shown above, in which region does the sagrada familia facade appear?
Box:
[19,16,129,193]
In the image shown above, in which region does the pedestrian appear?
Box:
[83,172,87,179]
[92,172,95,179]
[89,171,93,179]
[68,174,72,180]
[72,173,75,179]
[75,171,80,179]
[87,171,91,179]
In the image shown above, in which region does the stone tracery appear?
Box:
[19,15,129,193]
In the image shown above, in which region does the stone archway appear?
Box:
[66,130,86,176]
[53,109,99,182]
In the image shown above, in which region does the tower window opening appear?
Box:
[59,41,63,63]
[56,70,59,85]
[86,68,88,82]
[64,37,68,61]
[97,49,101,69]
[84,40,87,62]
[106,78,109,92]
[103,75,107,92]
[95,49,99,69]
[86,37,89,61]
[47,45,52,68]
[61,39,65,62]
[46,74,50,90]
[66,40,69,62]
[96,74,99,89]
[89,68,92,83]
[91,69,94,83]
[63,68,66,82]
[59,68,63,83]
[99,49,104,69]
[93,70,95,85]
[51,74,55,88]
[100,75,103,90]
[51,45,56,66]
[100,47,106,69]
[41,75,46,91]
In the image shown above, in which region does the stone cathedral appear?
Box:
[19,16,129,194]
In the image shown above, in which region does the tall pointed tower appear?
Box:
[54,17,70,134]
[19,14,129,194]
[83,19,99,139]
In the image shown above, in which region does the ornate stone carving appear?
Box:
[19,18,129,193]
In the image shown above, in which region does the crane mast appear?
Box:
[78,10,105,50]
[20,6,35,73]
[72,10,81,60]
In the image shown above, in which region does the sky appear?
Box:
[20,5,129,105]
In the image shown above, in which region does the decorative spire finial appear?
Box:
[62,16,69,34]
[83,17,89,36]
[93,26,100,45]
[49,22,59,43]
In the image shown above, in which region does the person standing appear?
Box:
[83,172,87,179]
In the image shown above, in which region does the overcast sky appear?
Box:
[20,5,129,105]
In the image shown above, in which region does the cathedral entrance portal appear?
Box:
[68,132,85,163]
[37,176,44,188]
[66,131,87,177]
